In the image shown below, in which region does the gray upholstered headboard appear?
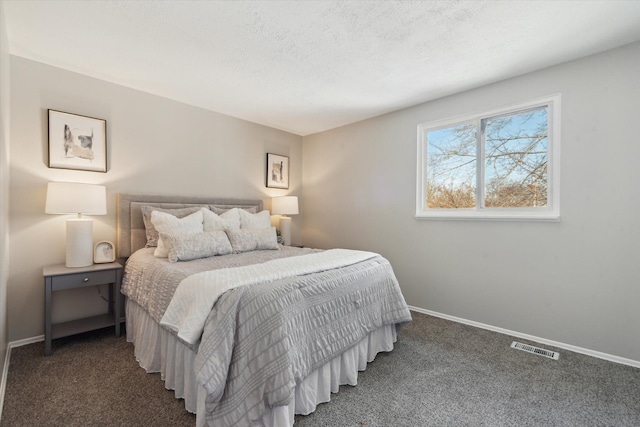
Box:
[116,193,264,258]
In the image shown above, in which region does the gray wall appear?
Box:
[8,57,302,341]
[302,42,640,362]
[0,1,10,378]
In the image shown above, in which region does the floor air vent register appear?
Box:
[511,341,559,360]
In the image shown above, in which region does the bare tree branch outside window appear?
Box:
[426,107,548,209]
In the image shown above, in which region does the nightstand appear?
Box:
[43,262,123,356]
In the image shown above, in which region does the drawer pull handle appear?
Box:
[83,277,89,282]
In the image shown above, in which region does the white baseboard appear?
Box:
[408,306,640,368]
[0,335,44,420]
[7,335,44,348]
[0,344,9,421]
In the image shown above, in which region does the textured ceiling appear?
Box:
[4,1,640,136]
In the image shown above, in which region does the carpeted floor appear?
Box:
[2,311,639,426]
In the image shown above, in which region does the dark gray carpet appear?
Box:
[2,312,639,426]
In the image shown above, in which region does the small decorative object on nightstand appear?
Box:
[43,262,123,356]
[94,241,115,263]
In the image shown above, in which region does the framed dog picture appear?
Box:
[266,153,289,189]
[48,109,107,172]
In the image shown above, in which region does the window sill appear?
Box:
[415,210,560,222]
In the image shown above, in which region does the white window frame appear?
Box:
[416,94,561,221]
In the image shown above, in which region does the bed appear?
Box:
[116,193,412,426]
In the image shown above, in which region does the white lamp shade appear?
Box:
[45,182,107,215]
[271,196,299,215]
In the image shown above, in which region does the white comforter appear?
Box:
[160,248,378,344]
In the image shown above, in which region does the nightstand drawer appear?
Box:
[50,269,116,290]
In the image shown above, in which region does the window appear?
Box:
[416,95,560,220]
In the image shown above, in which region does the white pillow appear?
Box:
[160,230,232,262]
[238,209,271,229]
[225,227,279,253]
[151,210,204,258]
[202,207,240,231]
[140,205,203,247]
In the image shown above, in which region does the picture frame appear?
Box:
[94,241,115,263]
[266,153,289,189]
[48,109,107,172]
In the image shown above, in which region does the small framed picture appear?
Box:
[266,153,289,189]
[48,109,107,172]
[94,241,115,263]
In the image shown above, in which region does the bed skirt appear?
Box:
[126,299,398,426]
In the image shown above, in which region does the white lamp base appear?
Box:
[66,219,94,267]
[279,216,292,246]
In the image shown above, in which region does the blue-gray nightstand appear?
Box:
[43,262,123,356]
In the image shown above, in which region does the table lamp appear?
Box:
[45,182,107,267]
[271,196,298,246]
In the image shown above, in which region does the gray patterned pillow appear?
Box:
[225,227,279,253]
[160,231,232,262]
[210,206,257,215]
[141,205,203,247]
